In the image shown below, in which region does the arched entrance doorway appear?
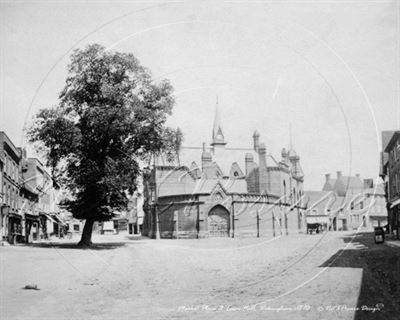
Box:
[208,205,230,237]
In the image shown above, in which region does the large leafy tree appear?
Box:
[28,44,182,246]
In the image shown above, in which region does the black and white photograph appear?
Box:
[0,1,399,319]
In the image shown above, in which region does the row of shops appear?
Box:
[0,131,68,245]
[1,206,67,244]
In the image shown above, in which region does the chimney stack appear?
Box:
[201,142,212,172]
[245,153,254,176]
[363,178,374,189]
[253,130,260,152]
[281,148,287,163]
[258,143,268,193]
[325,173,331,182]
[337,171,342,179]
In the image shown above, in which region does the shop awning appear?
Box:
[44,213,66,225]
[25,213,40,221]
[44,214,57,224]
[306,216,329,224]
[8,213,22,220]
[390,198,400,209]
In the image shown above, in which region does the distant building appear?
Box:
[362,185,388,228]
[143,102,306,239]
[306,172,387,231]
[127,190,144,236]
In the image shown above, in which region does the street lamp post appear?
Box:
[152,155,160,240]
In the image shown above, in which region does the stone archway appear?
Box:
[208,205,230,237]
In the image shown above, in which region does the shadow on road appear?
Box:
[124,236,145,241]
[22,241,127,250]
[319,231,400,320]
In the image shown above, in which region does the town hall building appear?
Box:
[142,102,306,238]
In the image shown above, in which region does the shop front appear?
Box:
[1,205,9,242]
[8,213,23,244]
[25,213,40,243]
[390,200,400,239]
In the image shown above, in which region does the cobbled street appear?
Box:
[1,231,399,320]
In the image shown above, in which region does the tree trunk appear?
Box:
[78,219,95,247]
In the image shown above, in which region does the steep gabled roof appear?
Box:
[382,130,396,151]
[178,145,259,178]
[305,191,335,215]
[384,131,400,153]
[230,162,244,178]
[334,176,364,196]
[322,179,337,191]
[305,191,346,215]
[190,161,201,179]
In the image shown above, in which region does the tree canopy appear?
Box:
[27,44,182,245]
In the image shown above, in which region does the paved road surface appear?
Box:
[1,231,399,319]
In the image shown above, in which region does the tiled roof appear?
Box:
[305,191,335,215]
[382,131,397,152]
[305,191,346,215]
[177,146,260,177]
[156,162,249,198]
[363,184,385,196]
[334,176,364,196]
[322,179,337,191]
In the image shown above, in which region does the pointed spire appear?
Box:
[211,96,226,146]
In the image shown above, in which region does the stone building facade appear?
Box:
[0,132,23,243]
[383,131,400,237]
[22,157,62,241]
[0,131,64,244]
[143,104,305,239]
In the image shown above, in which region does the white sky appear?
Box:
[0,0,399,190]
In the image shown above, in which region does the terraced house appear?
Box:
[0,132,22,244]
[383,131,400,238]
[0,131,65,245]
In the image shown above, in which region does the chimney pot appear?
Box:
[245,153,253,162]
[253,130,260,152]
[325,173,331,181]
[337,171,342,178]
[258,143,266,154]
